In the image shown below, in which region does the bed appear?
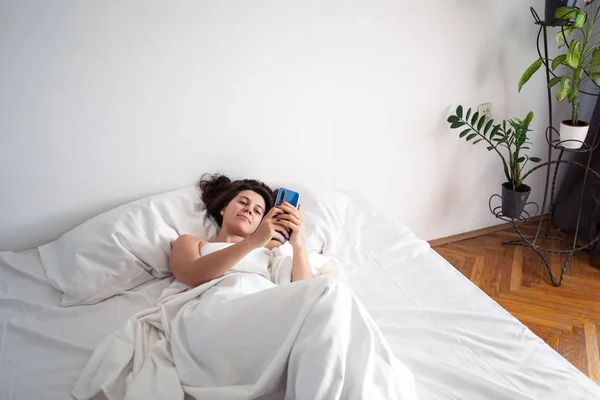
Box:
[1,187,599,399]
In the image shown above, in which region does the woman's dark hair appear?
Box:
[198,173,276,227]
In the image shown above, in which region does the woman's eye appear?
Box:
[255,209,262,215]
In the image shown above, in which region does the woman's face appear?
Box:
[221,190,266,237]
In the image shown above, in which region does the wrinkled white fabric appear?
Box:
[72,243,416,399]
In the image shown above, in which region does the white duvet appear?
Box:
[72,242,417,400]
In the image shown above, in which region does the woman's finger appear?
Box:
[279,202,301,218]
[265,207,280,219]
[272,230,286,243]
[277,220,299,232]
[273,221,290,233]
[276,213,300,225]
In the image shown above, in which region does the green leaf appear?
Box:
[519,59,543,92]
[466,133,477,141]
[568,86,579,103]
[486,145,494,151]
[548,76,562,89]
[555,6,578,20]
[459,128,470,138]
[456,105,463,119]
[590,49,600,75]
[522,146,530,150]
[566,40,581,69]
[477,115,486,131]
[574,11,586,29]
[473,139,483,145]
[523,111,534,126]
[552,54,567,70]
[471,111,479,126]
[447,115,459,123]
[591,73,600,88]
[574,67,583,81]
[490,125,501,139]
[556,27,574,49]
[517,157,526,163]
[529,157,542,162]
[557,76,572,101]
[484,119,494,135]
[465,108,472,122]
[451,122,466,129]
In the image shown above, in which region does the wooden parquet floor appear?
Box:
[434,222,600,385]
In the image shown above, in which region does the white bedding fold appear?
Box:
[73,274,417,400]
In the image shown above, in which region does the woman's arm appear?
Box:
[276,202,313,282]
[290,243,313,282]
[170,234,258,287]
[170,208,285,287]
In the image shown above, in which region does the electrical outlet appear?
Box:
[478,103,492,123]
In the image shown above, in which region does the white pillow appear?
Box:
[38,187,218,306]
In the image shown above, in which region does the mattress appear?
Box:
[1,196,599,399]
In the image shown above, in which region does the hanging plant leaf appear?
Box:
[517,157,526,163]
[590,49,600,75]
[466,108,472,122]
[556,27,573,49]
[552,54,567,70]
[529,157,542,162]
[466,133,477,141]
[574,67,583,81]
[471,111,479,126]
[555,6,578,20]
[548,76,562,89]
[484,119,494,135]
[574,11,586,29]
[557,76,572,101]
[590,73,600,88]
[473,139,483,145]
[451,122,466,129]
[518,59,543,92]
[477,115,486,131]
[490,125,501,139]
[566,40,581,69]
[447,115,459,123]
[459,128,470,138]
[486,145,494,151]
[456,105,463,119]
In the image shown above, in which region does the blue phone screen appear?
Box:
[274,188,300,243]
[276,188,300,208]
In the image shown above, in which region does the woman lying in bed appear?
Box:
[164,174,416,399]
[169,174,313,287]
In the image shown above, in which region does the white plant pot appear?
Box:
[559,120,589,149]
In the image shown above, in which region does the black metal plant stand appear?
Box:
[488,7,600,287]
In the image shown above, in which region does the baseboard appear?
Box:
[428,214,547,248]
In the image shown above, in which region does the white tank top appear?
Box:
[198,242,276,305]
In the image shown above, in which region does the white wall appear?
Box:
[0,0,552,251]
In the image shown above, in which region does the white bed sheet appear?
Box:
[1,195,600,399]
[0,249,173,400]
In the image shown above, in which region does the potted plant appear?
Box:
[519,0,600,149]
[447,107,542,218]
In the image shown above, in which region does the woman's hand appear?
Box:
[248,207,288,249]
[275,202,305,249]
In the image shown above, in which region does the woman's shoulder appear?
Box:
[172,234,206,252]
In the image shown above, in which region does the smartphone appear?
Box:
[273,188,301,243]
[275,187,301,209]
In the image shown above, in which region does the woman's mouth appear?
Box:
[237,215,251,224]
